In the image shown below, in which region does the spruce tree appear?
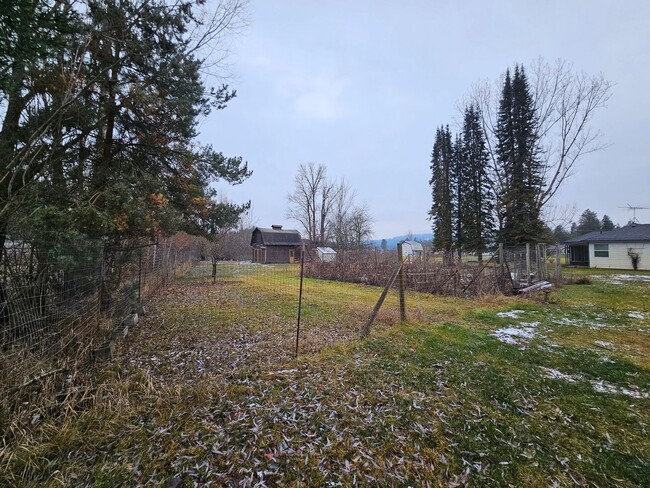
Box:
[452,133,464,259]
[429,126,454,256]
[459,104,494,261]
[496,65,545,245]
[601,214,615,231]
[577,209,601,233]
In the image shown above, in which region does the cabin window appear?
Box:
[594,243,609,258]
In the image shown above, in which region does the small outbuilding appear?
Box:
[400,240,424,261]
[316,246,337,262]
[250,225,302,264]
[564,223,650,270]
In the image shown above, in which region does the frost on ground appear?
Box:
[540,367,649,399]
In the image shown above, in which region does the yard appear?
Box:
[2,263,649,487]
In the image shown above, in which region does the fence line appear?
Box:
[2,238,563,407]
[1,233,201,403]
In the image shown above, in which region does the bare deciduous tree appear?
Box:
[287,162,337,245]
[287,164,374,249]
[467,58,612,226]
[328,179,355,248]
[347,204,373,249]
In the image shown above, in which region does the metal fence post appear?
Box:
[295,241,305,357]
[397,242,406,322]
[525,243,531,285]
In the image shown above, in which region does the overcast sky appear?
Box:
[201,0,650,239]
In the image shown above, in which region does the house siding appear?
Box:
[589,242,648,270]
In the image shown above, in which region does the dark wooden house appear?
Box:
[250,225,302,264]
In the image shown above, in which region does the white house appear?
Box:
[564,223,650,271]
[315,246,337,262]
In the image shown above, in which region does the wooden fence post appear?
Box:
[360,262,403,338]
[397,242,406,322]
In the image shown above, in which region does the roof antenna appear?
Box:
[618,204,649,224]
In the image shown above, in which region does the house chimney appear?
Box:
[271,224,283,230]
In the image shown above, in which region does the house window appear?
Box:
[594,243,609,258]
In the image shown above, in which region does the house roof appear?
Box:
[316,246,336,254]
[564,224,650,244]
[252,227,302,246]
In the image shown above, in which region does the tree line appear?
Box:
[430,60,611,259]
[0,0,250,251]
[550,209,617,243]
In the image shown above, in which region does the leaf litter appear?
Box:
[3,263,650,487]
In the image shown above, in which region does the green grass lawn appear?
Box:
[2,262,648,486]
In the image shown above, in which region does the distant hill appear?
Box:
[368,233,433,250]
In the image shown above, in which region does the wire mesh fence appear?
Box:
[205,260,398,357]
[1,233,201,403]
[2,237,564,408]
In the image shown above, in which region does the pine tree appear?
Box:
[577,209,601,233]
[459,104,494,261]
[496,65,545,245]
[429,126,454,256]
[601,214,615,231]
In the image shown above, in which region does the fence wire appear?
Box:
[1,234,200,402]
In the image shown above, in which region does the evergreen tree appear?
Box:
[2,0,251,245]
[552,225,571,243]
[452,133,464,259]
[496,65,545,245]
[429,126,454,255]
[601,214,615,231]
[458,104,494,262]
[577,209,601,233]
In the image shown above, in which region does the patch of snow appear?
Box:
[540,367,581,382]
[628,311,646,319]
[491,325,539,346]
[594,340,615,351]
[597,355,615,364]
[519,321,541,327]
[541,367,650,399]
[553,317,580,326]
[601,274,650,284]
[496,310,526,319]
[591,380,649,399]
[587,322,607,329]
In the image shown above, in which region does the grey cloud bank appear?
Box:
[201,0,650,238]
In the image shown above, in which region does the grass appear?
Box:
[1,262,649,486]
